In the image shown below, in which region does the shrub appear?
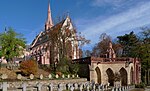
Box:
[56,71,62,77]
[20,60,38,76]
[135,83,145,88]
[113,72,121,82]
[56,57,70,74]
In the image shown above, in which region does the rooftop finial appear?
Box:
[67,11,70,18]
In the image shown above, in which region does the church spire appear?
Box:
[45,1,53,30]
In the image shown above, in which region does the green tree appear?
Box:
[117,31,139,57]
[0,28,26,62]
[117,29,150,84]
[139,28,150,84]
[0,50,2,58]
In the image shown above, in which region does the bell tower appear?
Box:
[45,1,53,30]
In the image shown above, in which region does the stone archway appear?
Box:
[106,68,114,86]
[95,67,101,84]
[130,67,134,84]
[119,67,127,86]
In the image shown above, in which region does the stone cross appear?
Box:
[111,87,114,91]
[63,83,66,90]
[67,83,71,90]
[74,83,78,89]
[125,86,127,90]
[22,83,27,91]
[98,85,101,91]
[105,85,108,90]
[2,82,9,91]
[58,83,63,91]
[0,83,2,89]
[115,87,118,91]
[83,83,86,88]
[79,84,83,91]
[92,84,96,91]
[87,85,90,91]
[37,83,42,91]
[119,87,122,91]
[122,87,124,91]
[70,86,74,91]
[127,86,129,89]
[49,83,53,91]
[102,85,104,90]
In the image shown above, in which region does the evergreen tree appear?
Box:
[0,28,26,62]
[117,31,139,57]
[139,28,150,84]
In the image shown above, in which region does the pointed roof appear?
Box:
[45,1,53,30]
[31,19,66,47]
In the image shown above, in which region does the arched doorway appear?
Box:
[130,67,134,84]
[106,68,114,86]
[95,67,101,84]
[119,68,127,86]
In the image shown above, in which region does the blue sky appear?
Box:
[0,0,150,50]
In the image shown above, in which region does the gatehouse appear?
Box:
[73,42,141,86]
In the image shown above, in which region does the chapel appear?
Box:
[30,2,79,64]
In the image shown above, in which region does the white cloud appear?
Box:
[76,1,150,49]
[92,0,132,7]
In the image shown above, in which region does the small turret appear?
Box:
[107,41,116,59]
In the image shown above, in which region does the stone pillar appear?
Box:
[22,83,27,91]
[89,64,97,83]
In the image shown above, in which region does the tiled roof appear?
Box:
[31,19,66,48]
